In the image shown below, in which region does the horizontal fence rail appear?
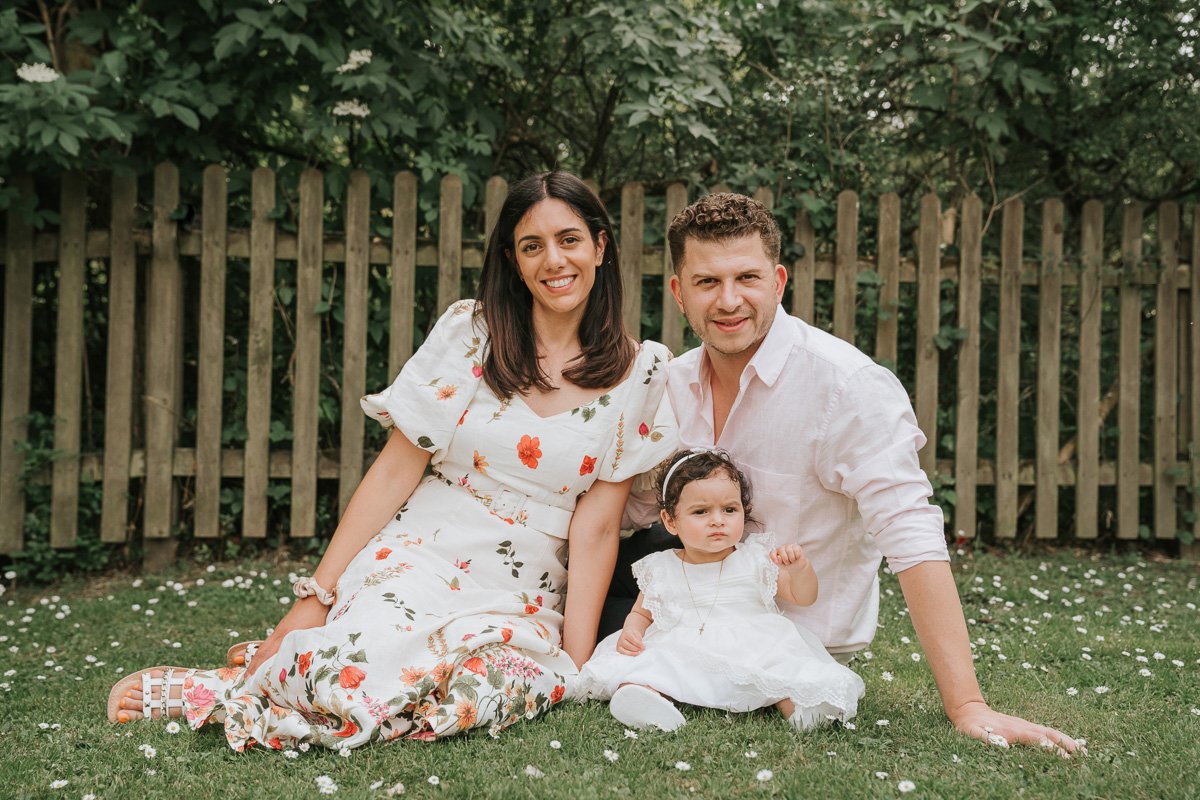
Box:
[1,166,1197,562]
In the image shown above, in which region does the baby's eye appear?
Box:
[724,506,739,513]
[691,508,708,515]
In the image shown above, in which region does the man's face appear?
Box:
[669,234,787,362]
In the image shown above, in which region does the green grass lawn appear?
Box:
[0,547,1197,800]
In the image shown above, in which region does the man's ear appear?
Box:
[668,273,685,313]
[660,509,678,535]
[774,263,788,302]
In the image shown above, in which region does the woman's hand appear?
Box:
[616,626,645,656]
[245,597,329,677]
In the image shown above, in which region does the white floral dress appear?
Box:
[180,300,677,751]
[576,534,864,721]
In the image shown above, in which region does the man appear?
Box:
[605,193,1080,754]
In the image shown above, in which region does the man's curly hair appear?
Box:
[667,193,781,274]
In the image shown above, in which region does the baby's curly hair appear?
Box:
[667,193,781,274]
[655,448,754,522]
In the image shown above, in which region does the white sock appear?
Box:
[788,704,835,731]
[609,685,686,732]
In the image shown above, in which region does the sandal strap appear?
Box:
[139,667,197,719]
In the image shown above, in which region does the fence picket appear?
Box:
[389,172,418,378]
[662,183,688,354]
[834,191,858,342]
[875,193,901,366]
[437,175,463,315]
[100,174,138,544]
[484,176,507,245]
[916,194,940,477]
[1076,200,1103,539]
[996,198,1024,538]
[954,195,983,539]
[50,173,87,548]
[620,182,645,339]
[290,168,323,538]
[1117,202,1144,539]
[0,176,34,553]
[243,167,276,538]
[792,200,815,323]
[1191,205,1200,554]
[195,165,228,539]
[1035,199,1064,539]
[144,163,182,540]
[338,171,370,516]
[1154,203,1179,539]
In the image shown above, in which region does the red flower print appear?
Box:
[551,685,565,704]
[267,737,284,750]
[184,683,216,710]
[339,665,367,690]
[472,364,483,378]
[454,559,471,572]
[278,667,287,684]
[579,454,597,475]
[334,719,358,738]
[458,409,468,426]
[375,547,392,560]
[638,422,650,437]
[525,604,539,615]
[463,657,487,676]
[516,435,542,469]
[535,595,543,606]
[298,651,312,677]
[501,627,514,643]
[473,450,489,473]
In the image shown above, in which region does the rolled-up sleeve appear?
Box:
[814,365,949,572]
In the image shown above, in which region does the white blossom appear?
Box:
[898,780,916,793]
[332,99,371,118]
[336,49,373,73]
[523,765,544,778]
[17,63,60,83]
[675,761,691,771]
[755,769,774,782]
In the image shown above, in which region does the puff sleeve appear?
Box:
[360,299,485,462]
[631,550,683,630]
[597,342,680,484]
[740,533,781,612]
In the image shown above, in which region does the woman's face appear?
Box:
[511,198,606,322]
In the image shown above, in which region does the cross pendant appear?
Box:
[698,624,705,634]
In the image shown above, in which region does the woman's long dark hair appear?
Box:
[476,171,635,399]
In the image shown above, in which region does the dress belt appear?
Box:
[431,471,574,539]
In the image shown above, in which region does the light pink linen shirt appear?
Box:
[626,306,949,653]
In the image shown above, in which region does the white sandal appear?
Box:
[225,640,261,668]
[107,666,196,723]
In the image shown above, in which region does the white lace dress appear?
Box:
[576,534,864,720]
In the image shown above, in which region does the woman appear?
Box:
[107,171,677,750]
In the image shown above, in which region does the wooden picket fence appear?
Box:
[1,164,1197,562]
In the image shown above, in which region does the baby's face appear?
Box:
[661,475,745,563]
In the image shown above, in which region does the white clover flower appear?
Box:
[1139,668,1152,677]
[549,740,561,749]
[336,49,373,73]
[524,765,544,778]
[49,779,69,789]
[876,719,890,726]
[1067,687,1078,696]
[338,746,352,757]
[881,671,894,682]
[1190,708,1200,716]
[18,63,60,83]
[142,745,156,759]
[744,750,758,758]
[898,780,916,793]
[675,761,691,771]
[603,750,619,762]
[283,749,298,758]
[1094,686,1110,694]
[332,99,371,118]
[875,771,889,779]
[165,721,180,734]
[910,653,921,662]
[385,782,406,796]
[623,728,638,739]
[427,775,440,785]
[755,770,774,782]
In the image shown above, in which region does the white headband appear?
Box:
[661,448,721,499]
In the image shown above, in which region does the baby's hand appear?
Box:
[616,627,645,657]
[771,544,810,572]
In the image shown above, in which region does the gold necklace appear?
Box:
[679,556,725,635]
